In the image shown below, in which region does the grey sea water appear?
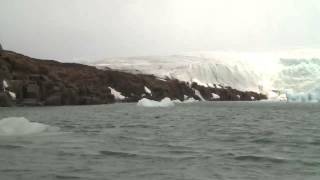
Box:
[0,102,320,180]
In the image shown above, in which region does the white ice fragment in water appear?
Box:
[172,99,182,103]
[183,98,199,103]
[173,97,200,104]
[212,93,220,99]
[0,117,58,136]
[144,86,152,95]
[137,97,175,107]
[109,87,125,100]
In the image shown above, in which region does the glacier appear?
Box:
[96,49,320,102]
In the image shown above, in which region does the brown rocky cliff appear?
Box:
[0,50,267,106]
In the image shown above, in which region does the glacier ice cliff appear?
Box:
[96,49,320,102]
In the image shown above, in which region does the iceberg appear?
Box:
[0,117,58,136]
[137,97,175,107]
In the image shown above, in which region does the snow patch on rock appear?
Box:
[109,87,125,100]
[194,89,205,101]
[144,86,152,95]
[8,91,16,100]
[212,93,220,99]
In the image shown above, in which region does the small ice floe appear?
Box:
[172,99,182,103]
[0,117,58,136]
[109,87,125,100]
[144,86,152,95]
[212,93,220,99]
[183,98,199,103]
[137,97,175,107]
[172,97,200,104]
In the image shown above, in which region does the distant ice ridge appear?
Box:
[0,117,59,136]
[96,49,320,102]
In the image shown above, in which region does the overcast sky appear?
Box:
[1,0,320,61]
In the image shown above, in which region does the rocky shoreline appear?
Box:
[0,50,267,107]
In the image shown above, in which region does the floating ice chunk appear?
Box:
[137,97,175,107]
[183,98,199,103]
[144,86,152,95]
[172,99,183,103]
[109,87,125,100]
[0,117,58,136]
[8,91,16,100]
[194,89,205,101]
[212,93,220,99]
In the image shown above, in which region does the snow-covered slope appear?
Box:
[95,49,320,102]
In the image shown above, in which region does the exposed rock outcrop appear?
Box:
[0,43,2,56]
[0,50,266,106]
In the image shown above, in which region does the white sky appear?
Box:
[0,0,320,61]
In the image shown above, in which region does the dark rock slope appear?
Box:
[0,50,267,106]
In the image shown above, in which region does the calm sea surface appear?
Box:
[0,102,320,180]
